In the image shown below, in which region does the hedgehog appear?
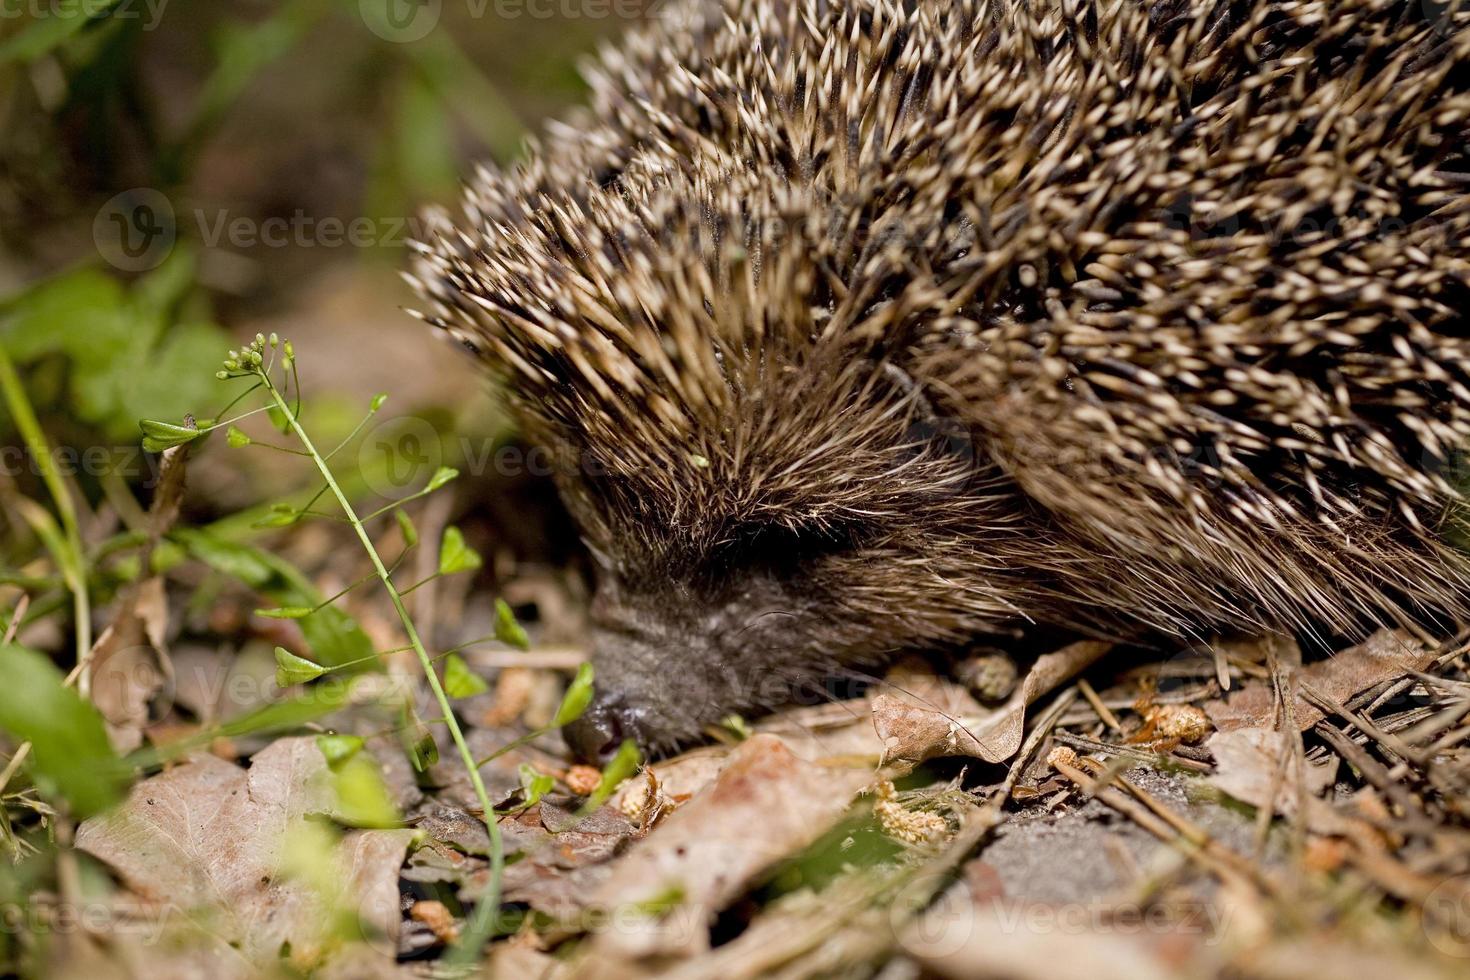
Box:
[409,0,1470,760]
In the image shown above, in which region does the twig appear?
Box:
[1077,677,1123,733]
[1050,730,1212,773]
[999,686,1078,803]
[1052,752,1280,901]
[2,594,28,645]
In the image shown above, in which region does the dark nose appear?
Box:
[563,696,633,764]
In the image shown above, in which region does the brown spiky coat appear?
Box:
[412,0,1470,754]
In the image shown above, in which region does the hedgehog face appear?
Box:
[558,376,1030,760]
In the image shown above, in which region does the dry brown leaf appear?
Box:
[904,880,1202,980]
[90,444,193,751]
[883,656,986,716]
[608,745,732,814]
[756,700,883,763]
[75,738,412,972]
[488,944,572,980]
[90,575,173,752]
[1206,630,1434,733]
[459,802,636,919]
[875,640,1111,765]
[1206,728,1351,835]
[574,734,870,965]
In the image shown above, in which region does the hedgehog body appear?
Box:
[412,0,1470,757]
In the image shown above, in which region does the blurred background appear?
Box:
[0,0,658,650]
[0,7,664,966]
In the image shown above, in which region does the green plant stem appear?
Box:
[255,369,505,963]
[0,345,92,685]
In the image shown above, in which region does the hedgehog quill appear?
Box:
[410,0,1470,760]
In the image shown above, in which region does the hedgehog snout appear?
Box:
[562,611,678,761]
[563,693,636,764]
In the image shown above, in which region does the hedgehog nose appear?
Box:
[563,696,632,764]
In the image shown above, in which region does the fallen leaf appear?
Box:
[90,576,173,752]
[1206,728,1349,834]
[756,700,882,763]
[463,802,636,917]
[488,944,571,980]
[1206,630,1434,733]
[574,734,869,963]
[608,746,731,816]
[429,725,548,810]
[875,641,1111,765]
[75,737,413,972]
[904,880,1196,980]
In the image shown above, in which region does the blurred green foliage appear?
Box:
[0,250,228,442]
[0,7,612,966]
[0,643,124,819]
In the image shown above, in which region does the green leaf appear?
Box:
[370,393,389,412]
[139,419,204,453]
[0,267,130,363]
[133,680,357,767]
[0,644,126,818]
[629,884,686,918]
[275,647,325,686]
[721,714,754,741]
[2,262,229,443]
[315,733,364,769]
[174,530,376,671]
[257,606,313,620]
[0,0,125,69]
[404,723,439,772]
[494,598,530,651]
[437,526,482,576]
[516,764,554,810]
[426,466,460,493]
[251,510,301,529]
[226,426,252,448]
[552,662,595,728]
[395,509,418,548]
[583,739,642,812]
[443,653,489,699]
[116,321,231,442]
[332,754,400,828]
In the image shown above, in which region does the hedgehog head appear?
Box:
[417,171,1039,756]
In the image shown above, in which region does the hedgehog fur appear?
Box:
[410,0,1470,758]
